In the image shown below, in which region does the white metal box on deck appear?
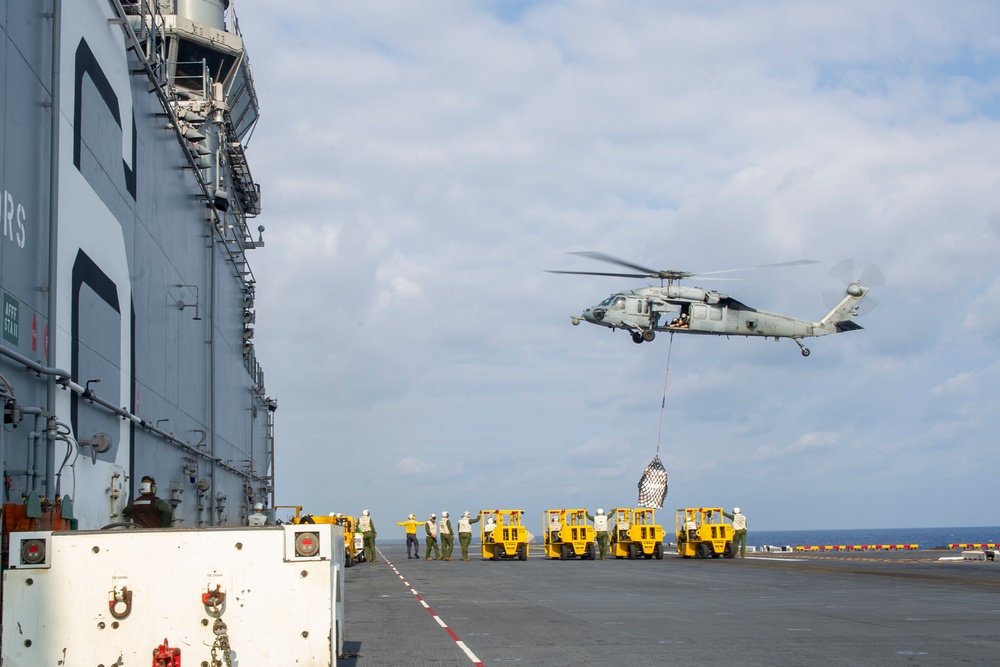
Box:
[2,524,345,666]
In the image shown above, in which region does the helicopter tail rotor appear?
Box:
[824,258,883,314]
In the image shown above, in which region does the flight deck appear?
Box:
[340,544,1000,666]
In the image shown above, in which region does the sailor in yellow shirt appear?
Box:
[396,513,426,559]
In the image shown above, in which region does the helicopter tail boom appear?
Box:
[815,284,869,335]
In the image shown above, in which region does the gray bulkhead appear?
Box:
[0,1,272,528]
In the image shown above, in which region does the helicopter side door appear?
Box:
[625,296,656,329]
[688,303,727,333]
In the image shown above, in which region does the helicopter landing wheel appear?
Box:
[793,339,810,357]
[631,332,644,344]
[642,329,655,342]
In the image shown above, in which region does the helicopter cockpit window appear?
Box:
[599,296,614,307]
[611,296,626,311]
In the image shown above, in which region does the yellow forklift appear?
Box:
[609,508,665,559]
[277,505,362,566]
[542,509,596,560]
[481,509,529,561]
[332,514,362,566]
[675,507,735,558]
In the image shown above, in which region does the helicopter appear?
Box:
[548,252,879,356]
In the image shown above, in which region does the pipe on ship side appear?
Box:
[45,0,62,511]
[0,342,256,481]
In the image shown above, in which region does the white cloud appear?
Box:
[373,274,423,315]
[751,432,837,462]
[790,431,841,453]
[395,456,431,476]
[932,372,978,396]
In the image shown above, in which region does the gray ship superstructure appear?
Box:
[0,0,274,531]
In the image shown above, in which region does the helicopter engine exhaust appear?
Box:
[660,286,720,304]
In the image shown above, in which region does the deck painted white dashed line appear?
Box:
[378,548,486,667]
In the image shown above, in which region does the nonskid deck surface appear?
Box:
[340,545,1000,666]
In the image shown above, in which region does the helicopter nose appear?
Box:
[571,316,581,326]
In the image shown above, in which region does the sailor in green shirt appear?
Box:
[439,512,455,561]
[723,507,748,558]
[358,509,377,563]
[425,513,441,560]
[457,511,482,561]
[123,475,173,528]
[587,508,609,560]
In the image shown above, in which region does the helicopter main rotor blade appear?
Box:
[569,251,664,277]
[553,252,819,283]
[568,252,696,281]
[695,259,821,276]
[545,269,651,278]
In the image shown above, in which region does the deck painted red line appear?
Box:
[378,549,486,667]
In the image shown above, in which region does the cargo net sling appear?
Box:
[637,455,668,508]
[637,333,673,509]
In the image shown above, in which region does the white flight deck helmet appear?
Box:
[462,511,471,518]
[430,513,436,520]
[362,509,370,516]
[408,513,415,520]
[734,507,741,514]
[442,511,449,518]
[254,502,264,511]
[596,508,605,515]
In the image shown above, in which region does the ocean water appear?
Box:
[747,526,1000,549]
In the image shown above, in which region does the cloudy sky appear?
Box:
[234,1,1000,532]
